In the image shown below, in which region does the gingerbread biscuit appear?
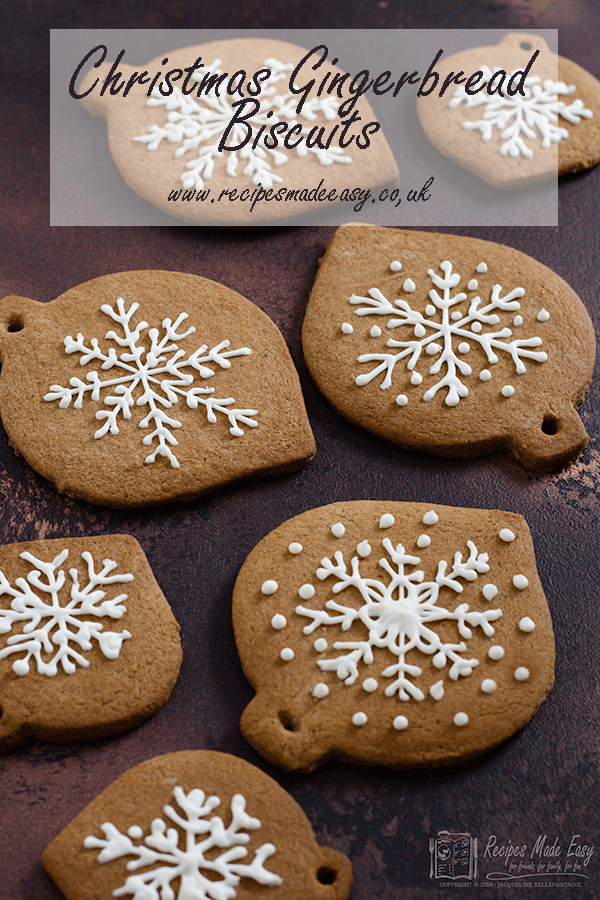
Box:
[42,749,353,900]
[302,225,595,473]
[0,534,181,750]
[0,270,315,506]
[78,38,398,224]
[233,501,554,771]
[417,33,600,187]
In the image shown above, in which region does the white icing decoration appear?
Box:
[537,308,550,322]
[312,682,329,698]
[349,261,546,406]
[362,677,378,692]
[393,715,409,730]
[499,529,515,542]
[271,614,286,630]
[454,711,469,726]
[410,371,423,385]
[261,580,278,595]
[288,542,303,554]
[479,369,492,381]
[513,315,523,327]
[84,787,282,897]
[449,68,593,158]
[482,584,498,601]
[370,325,382,337]
[513,574,529,590]
[403,278,416,293]
[416,534,431,548]
[296,536,500,703]
[357,540,371,557]
[429,679,444,700]
[390,261,402,273]
[352,711,368,726]
[331,523,345,538]
[134,58,352,191]
[476,263,488,274]
[422,511,438,525]
[481,678,497,693]
[396,394,408,406]
[44,298,256,468]
[519,616,535,633]
[488,645,504,660]
[0,550,132,677]
[514,666,530,681]
[314,638,328,652]
[341,322,354,334]
[379,514,395,529]
[280,647,294,661]
[501,385,515,397]
[457,342,471,354]
[467,279,478,291]
[471,321,482,332]
[298,584,315,600]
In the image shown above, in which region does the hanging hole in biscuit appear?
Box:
[542,415,559,435]
[7,316,24,333]
[278,710,299,732]
[520,41,532,50]
[317,866,338,885]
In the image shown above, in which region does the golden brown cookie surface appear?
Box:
[0,534,181,750]
[42,749,353,900]
[416,33,600,187]
[233,501,555,771]
[0,270,315,506]
[303,225,595,473]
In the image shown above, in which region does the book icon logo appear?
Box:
[429,830,478,880]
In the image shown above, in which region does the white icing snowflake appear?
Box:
[44,298,257,468]
[449,68,593,158]
[0,550,132,676]
[347,260,548,406]
[296,537,501,702]
[133,57,352,190]
[84,786,282,900]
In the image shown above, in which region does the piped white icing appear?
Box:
[261,580,278,595]
[331,523,345,538]
[379,514,395,529]
[352,711,368,726]
[481,678,497,693]
[537,308,550,322]
[396,394,408,406]
[429,680,444,700]
[403,278,416,293]
[390,261,402,272]
[312,682,329,698]
[416,534,431,548]
[514,666,530,681]
[357,540,372,557]
[482,584,498,601]
[314,638,328,652]
[488,645,504,660]
[476,263,488,273]
[288,542,303,554]
[499,529,515,542]
[298,584,315,600]
[453,711,469,726]
[362,677,378,692]
[341,322,354,334]
[519,617,535,632]
[422,510,438,525]
[370,325,382,337]
[501,385,515,398]
[513,574,529,590]
[280,648,294,661]
[393,715,409,730]
[271,614,286,630]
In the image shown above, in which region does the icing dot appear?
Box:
[393,715,409,730]
[403,278,416,292]
[280,648,294,661]
[476,262,488,273]
[288,542,303,554]
[430,680,444,700]
[312,682,329,699]
[514,667,530,681]
[357,540,371,557]
[501,385,515,398]
[537,308,550,322]
[479,369,492,382]
[271,614,287,630]
[519,616,535,633]
[481,679,497,694]
[414,323,426,338]
[471,321,483,333]
[370,325,382,337]
[362,677,378,693]
[341,322,354,334]
[454,712,469,727]
[390,260,402,272]
[467,279,478,291]
[352,712,368,726]
[513,574,529,590]
[513,315,523,327]
[331,523,345,537]
[261,580,278,595]
[417,534,431,548]
[396,394,408,406]
[314,638,327,652]
[422,510,438,525]
[379,514,395,529]
[410,371,423,385]
[499,528,515,542]
[488,645,505,661]
[298,584,315,600]
[482,584,498,601]
[458,342,471,354]
[451,310,462,321]
[425,304,436,317]
[426,342,441,355]
[127,826,144,839]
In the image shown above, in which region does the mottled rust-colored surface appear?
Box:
[1,4,600,899]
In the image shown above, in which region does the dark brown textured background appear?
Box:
[1,2,599,898]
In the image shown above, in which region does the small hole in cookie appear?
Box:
[317,866,338,885]
[542,415,559,435]
[7,316,24,333]
[278,710,298,732]
[520,41,532,50]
